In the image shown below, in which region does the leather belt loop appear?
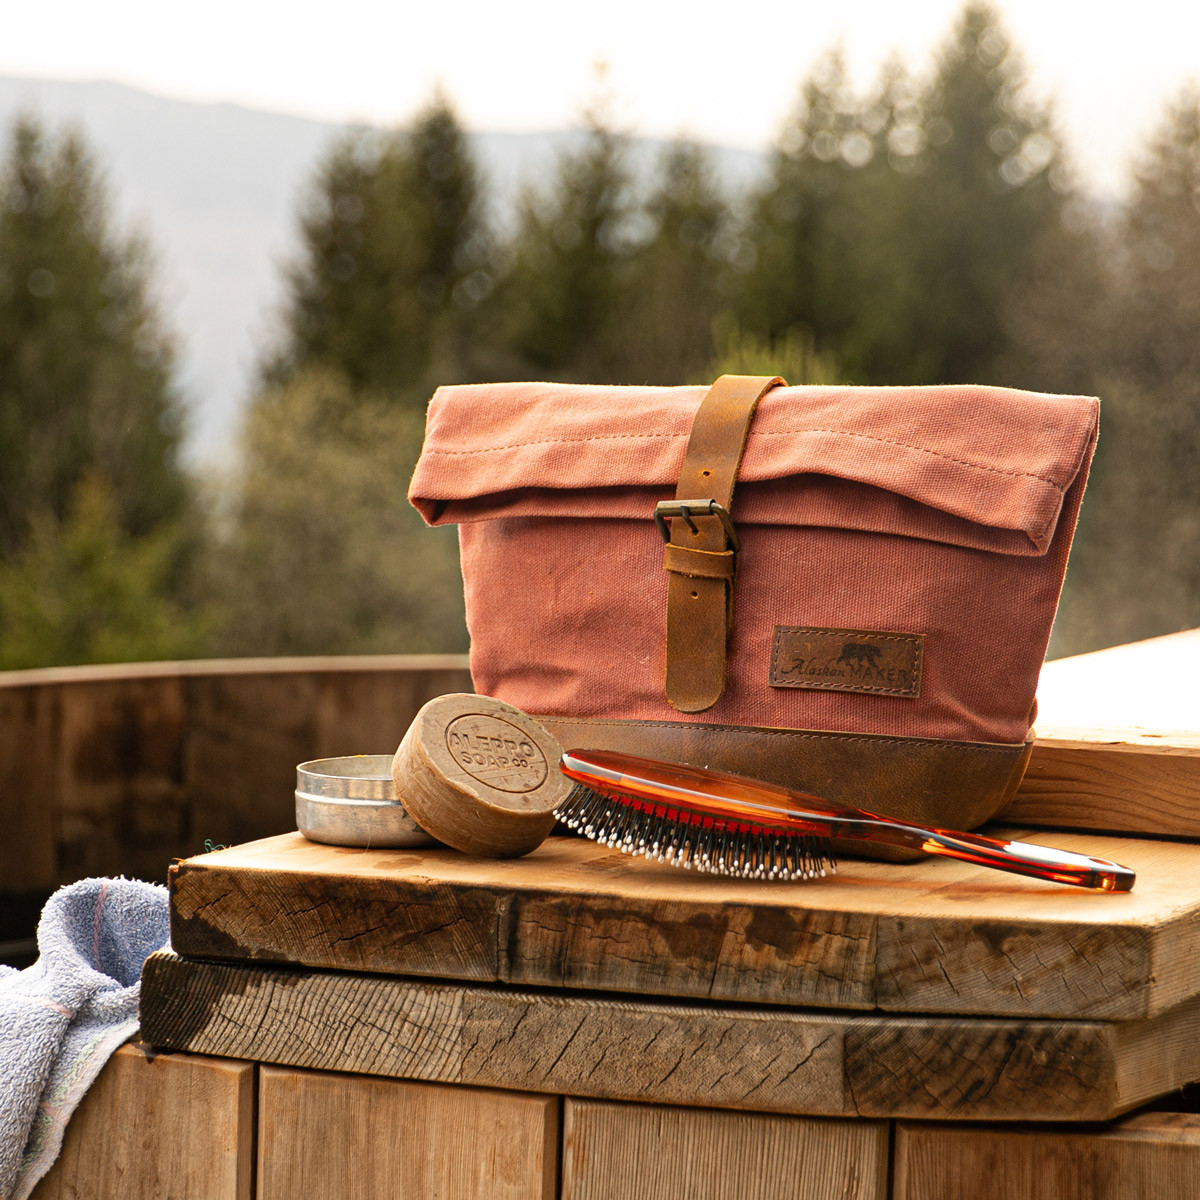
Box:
[662,374,785,713]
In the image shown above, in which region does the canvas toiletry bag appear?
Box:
[408,375,1099,845]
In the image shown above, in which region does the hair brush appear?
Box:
[556,750,1135,892]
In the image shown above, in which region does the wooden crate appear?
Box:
[38,1046,1200,1199]
[257,1068,558,1200]
[29,1045,252,1200]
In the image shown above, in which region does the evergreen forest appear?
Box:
[1,3,1198,668]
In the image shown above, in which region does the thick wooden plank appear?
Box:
[139,950,1200,1122]
[894,1112,1200,1200]
[170,829,1199,1021]
[1038,629,1200,734]
[29,1044,252,1200]
[1014,628,1200,836]
[561,1099,888,1200]
[258,1067,557,1200]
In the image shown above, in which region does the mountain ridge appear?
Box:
[0,75,766,462]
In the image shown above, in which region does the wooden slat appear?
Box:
[0,656,471,903]
[1037,629,1200,734]
[258,1067,557,1200]
[561,1099,888,1200]
[0,652,470,687]
[1014,628,1200,836]
[0,683,57,903]
[29,1044,253,1200]
[55,676,187,884]
[894,1112,1200,1200]
[170,829,1200,1021]
[181,664,472,852]
[139,950,1200,1123]
[183,670,326,850]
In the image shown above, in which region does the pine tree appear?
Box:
[1057,88,1200,651]
[620,140,734,383]
[204,369,466,656]
[0,473,203,669]
[738,50,894,378]
[495,91,633,379]
[908,3,1072,383]
[0,115,187,556]
[266,91,490,402]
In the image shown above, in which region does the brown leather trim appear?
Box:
[664,375,784,714]
[538,715,1033,863]
[662,543,735,580]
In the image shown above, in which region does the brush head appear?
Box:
[555,751,836,881]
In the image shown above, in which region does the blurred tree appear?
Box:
[1053,88,1200,652]
[495,86,633,379]
[264,90,491,403]
[703,315,839,385]
[908,2,1075,384]
[0,474,203,669]
[738,50,886,375]
[620,140,734,382]
[0,115,188,557]
[204,369,466,656]
[740,6,1085,389]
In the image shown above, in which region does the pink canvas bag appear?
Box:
[409,376,1098,845]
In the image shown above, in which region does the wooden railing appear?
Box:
[0,655,472,951]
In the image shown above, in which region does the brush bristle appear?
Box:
[555,783,837,881]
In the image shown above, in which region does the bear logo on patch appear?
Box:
[835,642,883,670]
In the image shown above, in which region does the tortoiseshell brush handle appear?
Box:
[560,750,1136,892]
[892,825,1135,891]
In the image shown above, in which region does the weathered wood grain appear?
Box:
[1012,740,1200,835]
[561,1099,889,1200]
[257,1066,558,1200]
[55,676,187,884]
[0,683,57,903]
[894,1112,1200,1200]
[29,1044,253,1200]
[139,950,1200,1122]
[1011,628,1200,836]
[0,656,471,904]
[170,829,1196,1021]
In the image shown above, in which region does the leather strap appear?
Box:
[664,374,784,712]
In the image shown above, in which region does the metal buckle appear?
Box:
[653,499,740,551]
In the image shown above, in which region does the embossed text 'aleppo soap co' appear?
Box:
[392,693,569,856]
[408,375,1099,855]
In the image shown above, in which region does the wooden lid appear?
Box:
[391,693,568,857]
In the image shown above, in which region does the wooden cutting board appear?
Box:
[1016,628,1200,836]
[169,828,1200,1022]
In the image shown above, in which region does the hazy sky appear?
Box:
[4,0,1198,197]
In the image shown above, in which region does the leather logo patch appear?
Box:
[770,627,923,698]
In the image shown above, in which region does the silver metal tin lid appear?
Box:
[296,755,440,849]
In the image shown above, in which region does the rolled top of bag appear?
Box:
[409,381,1098,557]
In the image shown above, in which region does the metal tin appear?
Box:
[296,755,440,848]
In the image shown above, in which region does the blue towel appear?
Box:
[0,878,168,1200]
